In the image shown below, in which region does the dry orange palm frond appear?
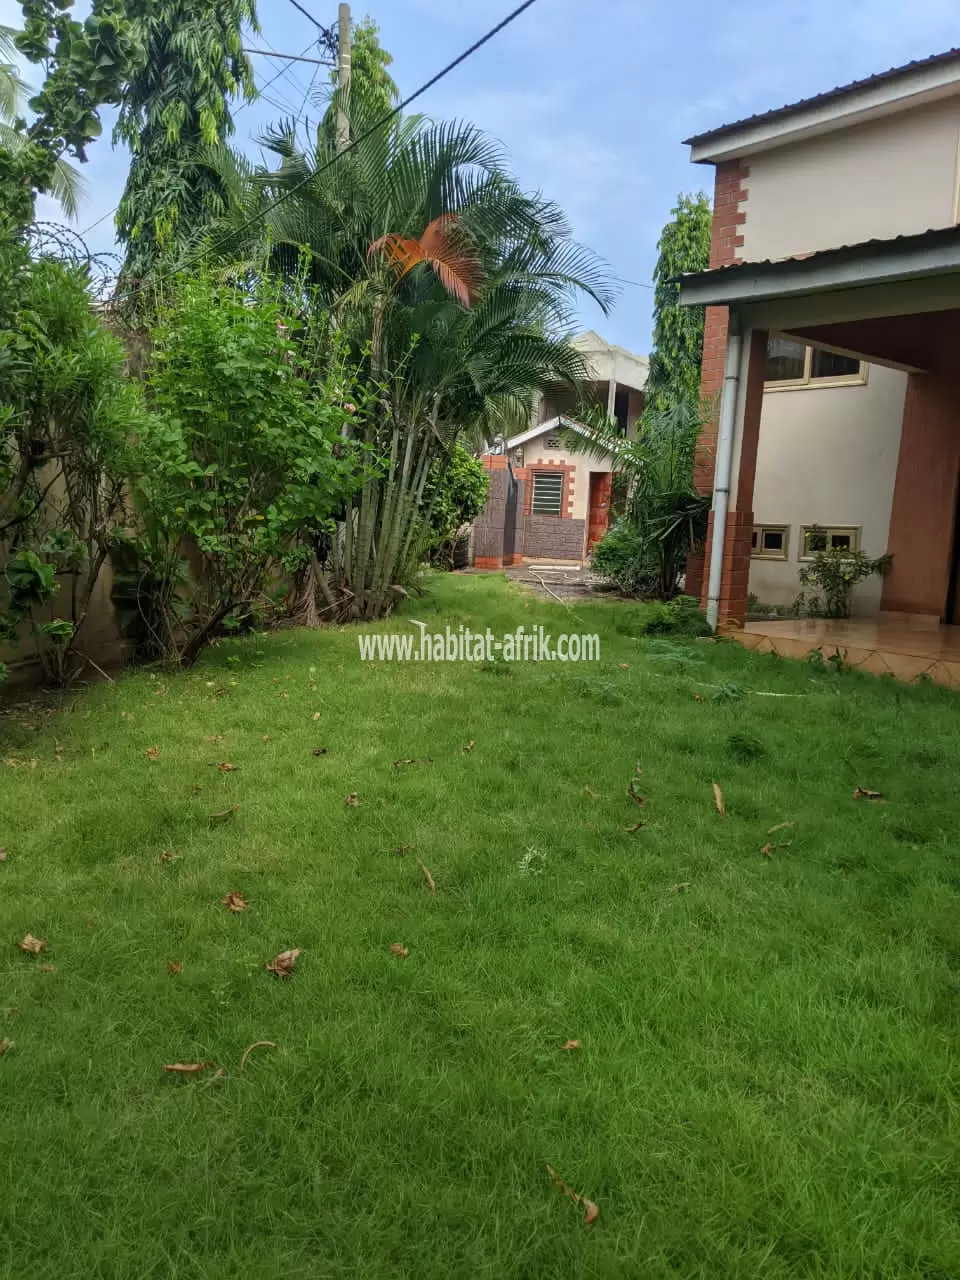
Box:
[368,214,482,308]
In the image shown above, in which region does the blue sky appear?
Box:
[3,0,959,350]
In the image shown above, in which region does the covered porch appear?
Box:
[680,226,960,680]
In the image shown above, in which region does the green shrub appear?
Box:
[794,544,892,619]
[639,595,711,638]
[591,521,658,597]
[131,273,365,665]
[423,444,489,569]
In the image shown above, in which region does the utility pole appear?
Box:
[336,2,351,152]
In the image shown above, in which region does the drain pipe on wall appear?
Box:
[705,308,743,631]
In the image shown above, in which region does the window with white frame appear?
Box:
[799,525,861,559]
[751,525,789,560]
[530,471,564,516]
[764,336,865,388]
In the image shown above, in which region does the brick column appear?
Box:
[686,159,749,597]
[699,327,767,628]
[695,159,749,491]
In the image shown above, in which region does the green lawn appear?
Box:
[1,573,958,1279]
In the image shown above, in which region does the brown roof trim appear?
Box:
[683,48,960,147]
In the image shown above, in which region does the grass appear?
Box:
[1,572,958,1279]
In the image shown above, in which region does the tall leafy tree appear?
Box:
[114,0,259,285]
[0,25,85,219]
[1,1,140,229]
[643,193,711,417]
[349,16,398,115]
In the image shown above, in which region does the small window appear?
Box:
[765,337,865,388]
[799,525,861,560]
[531,471,564,516]
[544,435,561,449]
[764,337,806,383]
[751,525,789,560]
[810,348,860,380]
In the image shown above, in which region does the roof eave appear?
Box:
[685,57,960,163]
[678,241,960,308]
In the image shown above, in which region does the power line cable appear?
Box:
[118,0,543,307]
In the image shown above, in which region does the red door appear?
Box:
[587,472,613,552]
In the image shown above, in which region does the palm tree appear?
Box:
[196,87,617,618]
[0,25,85,220]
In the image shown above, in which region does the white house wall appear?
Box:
[741,97,960,264]
[519,430,613,523]
[748,364,908,612]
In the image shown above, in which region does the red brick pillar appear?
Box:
[699,327,767,628]
[686,159,750,598]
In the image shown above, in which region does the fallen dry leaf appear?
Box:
[206,734,225,744]
[760,841,792,859]
[312,747,328,757]
[191,783,202,795]
[627,780,645,809]
[668,881,691,893]
[167,960,183,975]
[420,862,436,894]
[265,948,300,978]
[546,1165,599,1226]
[221,891,248,913]
[16,934,46,955]
[390,942,409,959]
[712,781,726,816]
[154,687,166,697]
[0,848,7,863]
[854,787,884,801]
[162,1062,213,1075]
[0,1039,13,1055]
[618,663,630,670]
[312,712,321,721]
[767,820,793,835]
[560,1040,581,1051]
[624,821,645,833]
[208,805,239,824]
[38,964,56,973]
[584,786,601,799]
[394,757,433,768]
[344,792,360,806]
[213,761,240,773]
[54,739,63,762]
[392,844,414,856]
[261,734,269,742]
[240,1040,277,1071]
[693,692,703,703]
[159,849,180,863]
[636,761,644,775]
[461,739,476,754]
[145,746,161,760]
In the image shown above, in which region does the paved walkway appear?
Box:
[504,563,609,600]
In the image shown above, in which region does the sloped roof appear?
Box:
[684,47,960,147]
[678,225,960,307]
[501,415,605,453]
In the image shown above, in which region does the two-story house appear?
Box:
[679,49,960,682]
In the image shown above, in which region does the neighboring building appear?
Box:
[472,332,648,568]
[679,50,960,633]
